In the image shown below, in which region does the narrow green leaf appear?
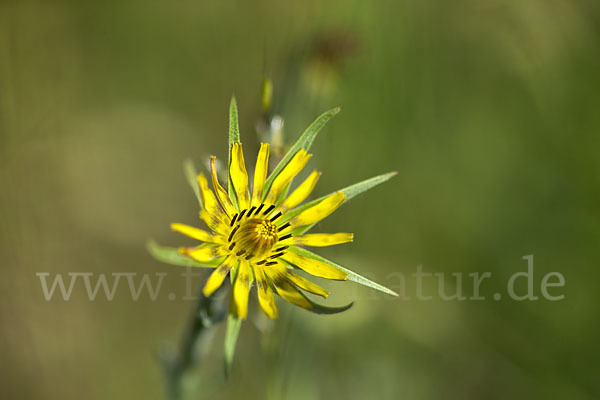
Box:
[228,96,240,210]
[183,159,202,207]
[289,246,399,297]
[281,171,398,226]
[146,240,222,268]
[263,107,342,199]
[224,313,242,378]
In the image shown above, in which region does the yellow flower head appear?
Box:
[172,141,354,319]
[150,101,399,325]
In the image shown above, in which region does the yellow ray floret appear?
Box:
[281,251,347,280]
[265,149,312,204]
[180,244,226,263]
[197,173,226,219]
[280,170,321,212]
[230,143,250,210]
[270,262,329,298]
[233,259,252,319]
[291,191,346,228]
[270,275,313,310]
[292,233,353,247]
[254,266,278,319]
[203,256,237,297]
[199,209,229,236]
[210,156,236,217]
[251,143,270,207]
[171,223,227,244]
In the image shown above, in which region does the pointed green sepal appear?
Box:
[302,296,354,315]
[228,96,241,210]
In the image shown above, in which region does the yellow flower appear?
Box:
[172,142,354,319]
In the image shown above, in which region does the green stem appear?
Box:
[162,275,227,400]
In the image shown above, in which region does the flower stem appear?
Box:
[161,273,227,400]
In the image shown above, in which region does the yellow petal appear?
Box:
[230,143,250,210]
[291,191,346,228]
[268,271,312,310]
[210,156,236,217]
[199,209,230,236]
[233,259,252,319]
[170,223,227,244]
[198,173,226,219]
[269,262,329,298]
[180,245,226,263]
[280,170,321,211]
[265,149,312,205]
[292,233,353,247]
[281,251,347,280]
[253,266,278,319]
[251,143,270,207]
[203,256,236,297]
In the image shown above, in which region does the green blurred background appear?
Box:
[1,1,599,399]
